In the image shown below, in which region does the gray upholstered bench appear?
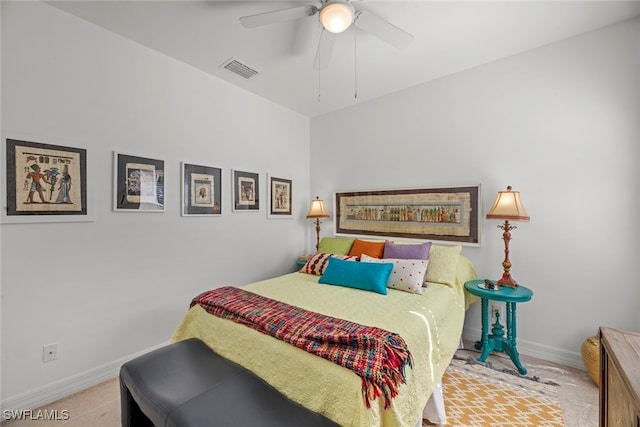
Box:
[120,338,339,427]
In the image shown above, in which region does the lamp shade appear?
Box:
[486,186,530,221]
[319,0,355,33]
[306,196,330,219]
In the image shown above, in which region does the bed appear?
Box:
[171,241,477,427]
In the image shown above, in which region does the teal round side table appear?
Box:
[464,280,533,375]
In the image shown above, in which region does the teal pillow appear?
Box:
[319,257,392,295]
[317,237,355,255]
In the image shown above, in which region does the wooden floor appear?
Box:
[2,348,598,426]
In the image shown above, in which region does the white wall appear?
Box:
[311,17,640,367]
[1,1,311,407]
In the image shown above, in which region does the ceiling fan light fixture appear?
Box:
[319,0,354,34]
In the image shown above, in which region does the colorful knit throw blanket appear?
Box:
[191,286,413,409]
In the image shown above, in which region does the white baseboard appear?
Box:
[0,342,168,413]
[462,327,585,371]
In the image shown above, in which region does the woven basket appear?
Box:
[581,335,600,386]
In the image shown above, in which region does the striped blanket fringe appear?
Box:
[191,286,413,409]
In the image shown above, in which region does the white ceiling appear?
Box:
[46,1,640,117]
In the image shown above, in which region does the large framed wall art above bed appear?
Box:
[335,185,481,246]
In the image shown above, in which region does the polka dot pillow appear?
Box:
[360,254,428,294]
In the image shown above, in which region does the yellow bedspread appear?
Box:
[171,257,476,427]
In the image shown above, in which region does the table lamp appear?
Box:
[306,196,330,251]
[486,186,530,288]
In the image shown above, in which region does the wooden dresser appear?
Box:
[599,327,640,427]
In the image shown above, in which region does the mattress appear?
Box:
[171,256,476,427]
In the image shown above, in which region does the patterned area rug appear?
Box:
[426,354,565,426]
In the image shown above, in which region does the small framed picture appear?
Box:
[181,162,222,216]
[268,175,292,218]
[113,152,164,212]
[3,138,90,223]
[232,169,259,211]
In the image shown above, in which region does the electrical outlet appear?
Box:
[43,343,57,363]
[489,302,506,325]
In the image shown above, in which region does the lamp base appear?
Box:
[496,220,518,289]
[496,273,518,289]
[314,218,321,251]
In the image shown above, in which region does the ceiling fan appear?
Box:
[238,0,413,69]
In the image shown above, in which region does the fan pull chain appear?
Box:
[317,29,323,102]
[318,64,321,102]
[354,29,358,99]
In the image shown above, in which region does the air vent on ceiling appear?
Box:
[220,58,259,79]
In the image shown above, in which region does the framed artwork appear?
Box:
[3,138,89,223]
[113,152,164,212]
[232,169,259,211]
[335,185,481,246]
[181,162,222,216]
[268,175,292,218]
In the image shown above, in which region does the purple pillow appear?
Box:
[383,241,431,260]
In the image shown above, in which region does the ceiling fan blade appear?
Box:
[239,5,318,29]
[353,9,413,49]
[313,29,336,70]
